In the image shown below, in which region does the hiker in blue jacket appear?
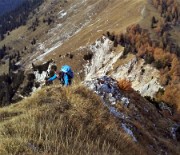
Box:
[47,65,74,86]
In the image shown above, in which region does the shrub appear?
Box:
[161,84,180,110]
[122,45,131,57]
[154,60,164,69]
[117,79,132,91]
[144,53,155,64]
[140,68,145,75]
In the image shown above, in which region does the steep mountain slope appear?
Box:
[31,0,146,70]
[0,0,180,154]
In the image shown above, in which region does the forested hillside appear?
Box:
[0,0,44,40]
[0,0,25,16]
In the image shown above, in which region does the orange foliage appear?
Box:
[169,57,180,83]
[154,48,165,60]
[117,79,132,91]
[162,84,180,110]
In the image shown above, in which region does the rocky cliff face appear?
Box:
[85,36,163,98]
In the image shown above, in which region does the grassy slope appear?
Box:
[47,0,146,72]
[0,85,144,155]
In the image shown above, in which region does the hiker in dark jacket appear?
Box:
[47,65,74,86]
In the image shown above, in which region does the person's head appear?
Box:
[51,65,57,72]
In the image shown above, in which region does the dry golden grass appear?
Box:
[0,85,145,155]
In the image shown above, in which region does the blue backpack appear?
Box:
[61,65,74,78]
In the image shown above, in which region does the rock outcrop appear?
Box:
[85,36,163,98]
